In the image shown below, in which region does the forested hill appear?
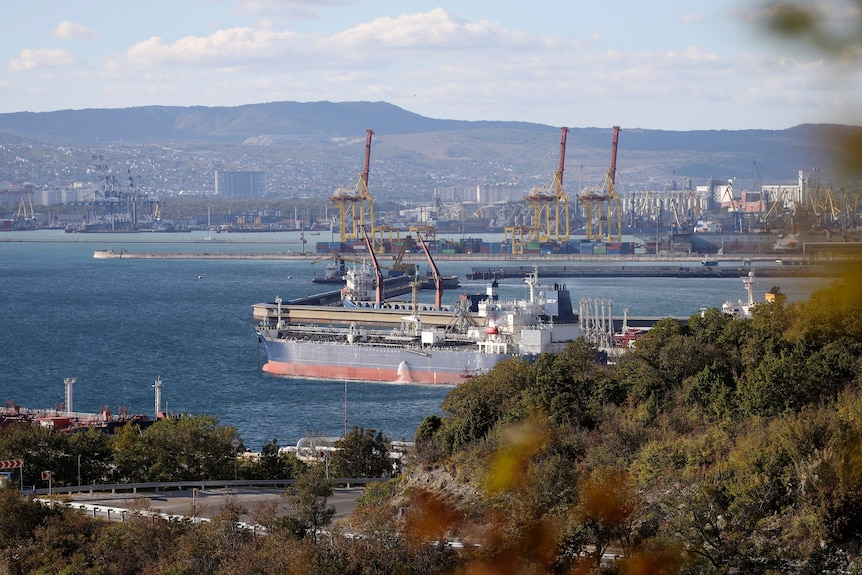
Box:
[0,101,859,183]
[405,262,862,573]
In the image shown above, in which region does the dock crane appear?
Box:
[524,127,570,243]
[330,130,375,245]
[578,126,622,241]
[416,233,443,309]
[311,238,417,279]
[15,192,35,227]
[606,126,622,242]
[361,226,384,307]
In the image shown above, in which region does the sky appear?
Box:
[2,0,861,131]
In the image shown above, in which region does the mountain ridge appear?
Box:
[0,101,858,194]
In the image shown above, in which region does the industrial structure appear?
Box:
[4,123,860,252]
[578,126,622,242]
[503,127,571,254]
[63,157,163,232]
[523,126,570,243]
[329,129,375,244]
[214,170,267,199]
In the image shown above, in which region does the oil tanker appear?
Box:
[253,271,580,384]
[253,227,582,384]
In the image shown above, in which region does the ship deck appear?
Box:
[253,301,462,329]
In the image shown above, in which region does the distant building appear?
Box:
[434,184,526,204]
[214,170,267,198]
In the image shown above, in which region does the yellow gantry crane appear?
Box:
[329,130,375,245]
[578,126,622,242]
[16,192,35,223]
[524,127,571,243]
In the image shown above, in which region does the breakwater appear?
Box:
[93,248,836,278]
[466,264,833,279]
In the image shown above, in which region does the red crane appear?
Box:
[416,233,443,309]
[361,225,384,307]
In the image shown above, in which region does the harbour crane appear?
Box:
[330,130,375,245]
[578,126,622,241]
[524,127,570,243]
[415,232,443,309]
[311,249,416,278]
[361,226,384,307]
[15,192,35,226]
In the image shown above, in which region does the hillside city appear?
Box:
[1,124,856,249]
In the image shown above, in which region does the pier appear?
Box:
[92,248,844,279]
[466,263,833,279]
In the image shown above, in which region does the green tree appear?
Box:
[415,414,444,464]
[524,339,601,428]
[109,421,153,483]
[436,357,533,454]
[67,428,112,485]
[0,486,50,550]
[141,415,237,481]
[0,424,70,487]
[684,360,738,422]
[283,465,336,543]
[687,306,734,346]
[330,427,391,478]
[245,437,303,480]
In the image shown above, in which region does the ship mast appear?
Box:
[64,377,76,414]
[153,374,163,419]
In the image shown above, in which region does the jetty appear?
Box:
[465,263,833,279]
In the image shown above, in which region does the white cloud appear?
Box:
[231,0,349,17]
[127,28,303,66]
[54,21,100,40]
[335,8,535,51]
[681,13,703,23]
[7,5,847,128]
[8,48,79,71]
[125,7,547,73]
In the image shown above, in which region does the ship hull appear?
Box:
[259,337,512,385]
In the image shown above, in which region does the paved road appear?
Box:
[69,486,364,524]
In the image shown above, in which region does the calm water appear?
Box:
[0,230,829,449]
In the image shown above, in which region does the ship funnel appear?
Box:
[396,361,412,383]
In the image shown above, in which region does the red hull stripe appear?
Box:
[262,361,460,385]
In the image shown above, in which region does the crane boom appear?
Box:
[360,129,373,197]
[608,126,620,189]
[361,226,384,307]
[416,233,443,309]
[330,129,375,244]
[555,127,568,195]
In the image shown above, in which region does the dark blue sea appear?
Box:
[0,230,829,450]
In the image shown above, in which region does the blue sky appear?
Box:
[2,0,860,130]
